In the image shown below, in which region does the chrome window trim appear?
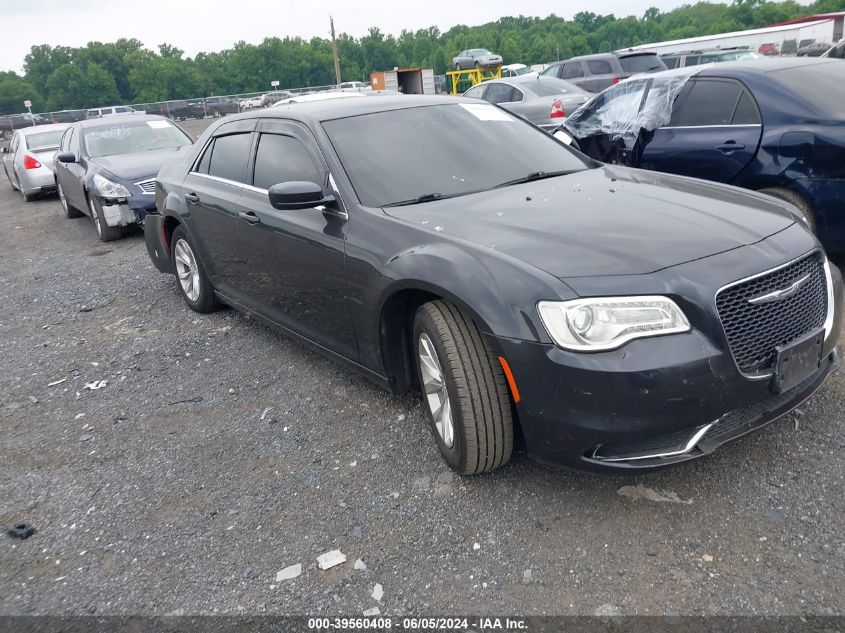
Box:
[713,248,831,380]
[660,124,762,130]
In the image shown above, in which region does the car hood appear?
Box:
[89,146,189,181]
[384,165,797,279]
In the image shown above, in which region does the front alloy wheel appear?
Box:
[418,332,454,448]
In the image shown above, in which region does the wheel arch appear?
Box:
[377,281,507,395]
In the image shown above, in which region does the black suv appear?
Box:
[541,51,666,92]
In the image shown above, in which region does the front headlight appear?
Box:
[93,173,131,199]
[538,296,691,351]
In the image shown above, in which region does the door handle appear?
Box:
[185,192,200,204]
[238,211,260,225]
[716,142,745,153]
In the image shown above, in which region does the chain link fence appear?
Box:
[1,83,358,140]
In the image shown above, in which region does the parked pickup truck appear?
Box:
[203,96,240,117]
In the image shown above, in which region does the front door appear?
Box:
[641,78,763,184]
[55,127,88,211]
[235,119,355,359]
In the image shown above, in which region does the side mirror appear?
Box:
[268,181,335,210]
[56,151,77,164]
[1,147,7,153]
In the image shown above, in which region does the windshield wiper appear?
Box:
[494,170,580,189]
[383,192,454,207]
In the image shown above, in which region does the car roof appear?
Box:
[76,114,170,129]
[688,55,841,78]
[244,94,460,123]
[18,122,71,135]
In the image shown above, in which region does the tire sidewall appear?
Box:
[413,312,466,471]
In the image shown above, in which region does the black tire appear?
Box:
[413,300,513,475]
[759,187,816,233]
[171,225,217,313]
[58,182,83,218]
[455,63,461,71]
[88,196,123,242]
[474,61,480,69]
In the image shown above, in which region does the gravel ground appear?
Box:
[0,117,843,616]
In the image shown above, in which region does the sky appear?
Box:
[1,0,729,73]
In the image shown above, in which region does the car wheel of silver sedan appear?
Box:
[413,300,513,474]
[170,225,217,313]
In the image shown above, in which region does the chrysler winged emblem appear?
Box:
[748,273,812,305]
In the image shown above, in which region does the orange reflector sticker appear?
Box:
[497,356,521,403]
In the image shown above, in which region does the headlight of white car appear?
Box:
[538,296,691,351]
[93,174,131,199]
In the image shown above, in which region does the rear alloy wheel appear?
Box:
[88,196,123,242]
[759,187,816,234]
[58,183,83,218]
[171,226,217,313]
[414,300,513,475]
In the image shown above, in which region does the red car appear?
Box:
[758,43,780,56]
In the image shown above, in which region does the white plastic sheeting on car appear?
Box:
[564,67,703,142]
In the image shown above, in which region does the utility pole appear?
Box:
[330,16,342,87]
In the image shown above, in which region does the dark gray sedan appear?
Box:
[463,75,592,130]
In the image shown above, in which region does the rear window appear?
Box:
[771,63,845,117]
[619,54,666,73]
[26,130,65,151]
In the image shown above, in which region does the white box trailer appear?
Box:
[370,68,436,94]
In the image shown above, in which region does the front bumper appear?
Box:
[96,193,156,226]
[492,261,843,472]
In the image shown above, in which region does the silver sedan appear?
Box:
[452,49,503,70]
[463,75,592,130]
[2,123,70,201]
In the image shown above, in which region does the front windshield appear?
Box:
[83,119,191,158]
[26,130,65,151]
[323,103,591,207]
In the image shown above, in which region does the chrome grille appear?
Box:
[135,178,156,194]
[715,252,827,374]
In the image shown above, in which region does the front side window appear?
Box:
[252,133,322,190]
[323,103,590,208]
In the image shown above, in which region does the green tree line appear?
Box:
[1,0,843,114]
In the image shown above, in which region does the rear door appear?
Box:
[181,118,256,297]
[640,78,763,184]
[235,119,355,357]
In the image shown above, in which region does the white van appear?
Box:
[85,106,143,119]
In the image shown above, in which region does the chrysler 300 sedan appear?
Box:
[144,95,842,474]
